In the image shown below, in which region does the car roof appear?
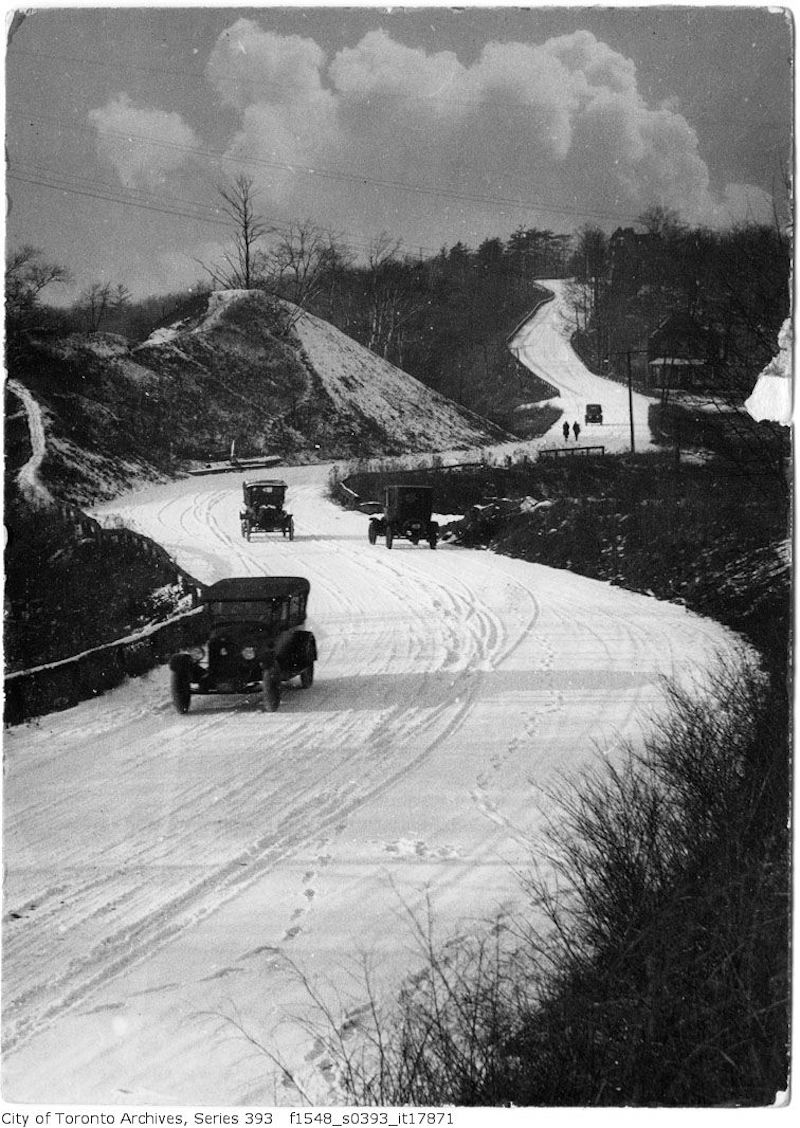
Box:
[244,479,288,488]
[202,576,309,602]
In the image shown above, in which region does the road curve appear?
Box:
[3,465,737,1105]
[510,279,658,455]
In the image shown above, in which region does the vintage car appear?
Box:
[168,576,317,713]
[240,479,294,541]
[585,403,604,425]
[367,485,439,549]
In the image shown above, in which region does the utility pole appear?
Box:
[627,350,636,453]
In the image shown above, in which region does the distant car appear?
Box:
[368,485,439,549]
[168,576,317,713]
[240,479,294,541]
[585,403,603,425]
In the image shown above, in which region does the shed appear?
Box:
[648,312,720,390]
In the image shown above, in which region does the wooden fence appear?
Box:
[538,445,606,460]
[6,499,204,725]
[5,606,208,726]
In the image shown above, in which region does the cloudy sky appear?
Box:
[4,3,793,301]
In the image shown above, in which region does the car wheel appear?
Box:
[429,522,439,550]
[240,520,248,539]
[262,667,281,712]
[171,666,192,714]
[300,663,314,688]
[368,522,377,545]
[410,533,420,545]
[288,517,295,541]
[245,522,252,542]
[385,524,393,549]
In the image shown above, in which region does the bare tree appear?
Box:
[5,246,72,363]
[79,281,113,333]
[637,204,685,239]
[366,231,403,354]
[200,173,272,289]
[363,232,428,362]
[6,244,70,322]
[270,219,351,309]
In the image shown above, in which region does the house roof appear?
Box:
[648,312,719,361]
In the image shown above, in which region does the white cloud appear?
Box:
[330,28,463,101]
[88,94,200,188]
[95,24,777,257]
[205,23,769,242]
[704,182,776,227]
[205,18,330,112]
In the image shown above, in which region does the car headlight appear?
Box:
[241,646,256,661]
[190,646,205,661]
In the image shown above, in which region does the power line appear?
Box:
[11,161,227,224]
[6,162,441,255]
[7,165,579,265]
[6,172,230,226]
[8,162,590,267]
[18,114,644,226]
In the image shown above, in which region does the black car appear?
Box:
[240,479,294,541]
[368,485,439,549]
[169,576,317,713]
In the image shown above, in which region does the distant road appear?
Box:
[510,279,658,454]
[7,377,52,502]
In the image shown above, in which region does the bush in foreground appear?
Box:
[320,655,789,1106]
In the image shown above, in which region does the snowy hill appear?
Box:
[290,302,508,452]
[10,290,507,503]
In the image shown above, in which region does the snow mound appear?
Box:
[745,318,792,425]
[141,325,180,346]
[197,289,254,331]
[291,306,505,450]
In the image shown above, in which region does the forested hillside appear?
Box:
[7,226,567,436]
[303,229,567,428]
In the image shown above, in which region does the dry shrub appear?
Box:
[321,652,789,1107]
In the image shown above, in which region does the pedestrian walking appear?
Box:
[562,420,570,442]
[573,420,581,442]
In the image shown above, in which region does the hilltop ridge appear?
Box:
[8,289,508,504]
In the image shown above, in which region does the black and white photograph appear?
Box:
[2,2,793,1112]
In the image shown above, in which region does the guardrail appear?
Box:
[5,605,208,726]
[538,445,606,460]
[332,459,501,512]
[505,290,556,346]
[188,456,283,477]
[335,482,362,509]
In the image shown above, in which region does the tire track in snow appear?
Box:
[4,468,740,1091]
[3,643,515,1055]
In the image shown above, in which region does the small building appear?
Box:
[647,312,721,391]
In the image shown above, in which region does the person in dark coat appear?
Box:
[562,420,570,442]
[573,420,581,442]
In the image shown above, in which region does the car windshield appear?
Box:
[249,487,283,505]
[208,599,281,624]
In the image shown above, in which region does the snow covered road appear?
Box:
[510,279,658,454]
[3,465,738,1105]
